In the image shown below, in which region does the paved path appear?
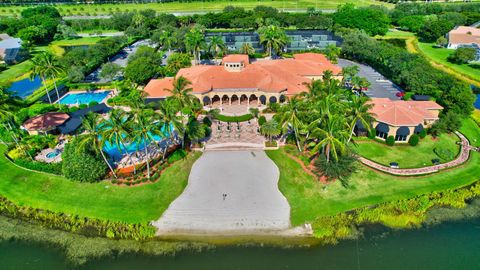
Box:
[338,58,402,100]
[359,132,472,176]
[152,150,291,235]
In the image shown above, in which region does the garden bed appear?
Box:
[214,113,253,122]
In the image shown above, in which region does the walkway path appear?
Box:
[152,150,291,235]
[359,132,472,176]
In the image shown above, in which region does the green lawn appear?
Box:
[355,133,460,168]
[269,119,480,226]
[0,0,393,16]
[0,146,200,223]
[417,42,480,86]
[0,46,50,84]
[460,117,480,147]
[49,37,108,56]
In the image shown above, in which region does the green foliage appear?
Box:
[167,149,187,163]
[14,158,63,175]
[202,116,212,127]
[367,129,376,139]
[434,148,455,161]
[417,19,454,42]
[333,4,390,36]
[408,134,419,146]
[418,129,427,139]
[258,115,266,126]
[62,137,107,182]
[386,135,395,146]
[165,53,191,76]
[397,15,426,32]
[313,153,358,187]
[124,57,158,85]
[447,47,477,64]
[430,111,462,137]
[214,113,253,123]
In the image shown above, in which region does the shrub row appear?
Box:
[14,158,63,175]
[0,195,156,240]
[214,113,253,123]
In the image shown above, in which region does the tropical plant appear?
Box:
[31,52,63,103]
[239,42,255,55]
[156,99,184,159]
[165,76,196,117]
[324,44,341,63]
[185,27,205,65]
[154,29,177,54]
[308,115,349,163]
[261,119,281,141]
[77,112,117,178]
[208,35,227,60]
[277,97,305,151]
[346,95,373,143]
[258,25,289,58]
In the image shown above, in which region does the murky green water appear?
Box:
[1,218,480,270]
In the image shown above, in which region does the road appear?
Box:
[338,58,402,100]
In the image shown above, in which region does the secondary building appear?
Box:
[144,53,342,106]
[22,112,70,135]
[0,34,23,64]
[367,98,443,142]
[447,26,480,61]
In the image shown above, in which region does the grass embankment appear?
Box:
[268,119,480,227]
[355,133,460,168]
[0,0,393,16]
[0,46,49,84]
[412,40,480,87]
[49,36,108,56]
[0,146,200,223]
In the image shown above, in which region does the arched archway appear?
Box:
[375,122,389,139]
[222,95,230,105]
[259,95,267,105]
[202,96,211,106]
[414,124,424,134]
[240,94,248,105]
[395,126,410,142]
[231,94,239,105]
[249,94,258,106]
[279,95,286,103]
[269,96,277,104]
[212,95,220,106]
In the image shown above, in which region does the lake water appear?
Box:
[6,76,42,99]
[1,218,480,270]
[475,94,480,109]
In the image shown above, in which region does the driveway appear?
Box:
[338,58,402,100]
[152,150,291,235]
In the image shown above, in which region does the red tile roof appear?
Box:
[144,53,342,98]
[23,112,70,131]
[368,98,443,126]
[448,26,480,46]
[222,54,250,64]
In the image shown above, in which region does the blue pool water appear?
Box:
[103,124,174,161]
[46,150,60,159]
[7,76,42,99]
[475,94,480,109]
[58,91,111,105]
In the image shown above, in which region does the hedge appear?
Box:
[14,158,63,175]
[214,113,254,123]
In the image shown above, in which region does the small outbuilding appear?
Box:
[22,112,70,135]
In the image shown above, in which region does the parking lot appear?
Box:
[338,59,402,100]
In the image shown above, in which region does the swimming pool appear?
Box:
[58,91,111,105]
[103,124,175,161]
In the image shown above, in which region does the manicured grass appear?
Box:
[49,37,108,56]
[416,41,480,87]
[0,1,393,16]
[214,113,253,122]
[460,117,480,147]
[355,134,460,168]
[268,147,480,226]
[0,60,33,84]
[381,29,415,39]
[0,146,201,223]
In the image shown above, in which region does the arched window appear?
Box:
[375,122,390,139]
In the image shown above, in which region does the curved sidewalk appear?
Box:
[359,132,472,176]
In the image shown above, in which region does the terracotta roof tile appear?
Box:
[448,26,480,46]
[23,112,70,131]
[368,98,443,126]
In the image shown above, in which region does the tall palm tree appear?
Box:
[77,112,117,178]
[208,35,226,60]
[346,95,373,143]
[258,25,289,58]
[183,117,205,149]
[325,44,341,64]
[32,52,64,102]
[277,97,305,152]
[165,76,195,116]
[185,27,205,65]
[132,111,163,179]
[309,115,349,163]
[101,109,137,174]
[341,65,359,84]
[30,53,52,104]
[156,99,184,159]
[156,30,177,54]
[239,42,255,56]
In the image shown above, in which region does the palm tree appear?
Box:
[165,76,195,116]
[183,117,205,149]
[156,30,177,54]
[156,99,184,159]
[325,44,341,64]
[32,52,64,102]
[185,27,205,65]
[208,35,226,60]
[77,112,117,178]
[277,97,305,152]
[132,111,163,179]
[346,95,373,143]
[341,65,359,84]
[239,42,255,56]
[309,115,349,163]
[258,25,289,58]
[30,53,52,104]
[100,109,137,174]
[261,119,281,141]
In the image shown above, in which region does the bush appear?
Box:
[313,153,358,187]
[214,113,253,122]
[386,135,395,146]
[408,134,419,146]
[434,147,455,161]
[167,149,187,163]
[447,47,477,64]
[15,159,63,175]
[202,117,212,126]
[88,101,99,107]
[62,137,107,182]
[258,115,267,126]
[418,129,427,139]
[367,129,376,139]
